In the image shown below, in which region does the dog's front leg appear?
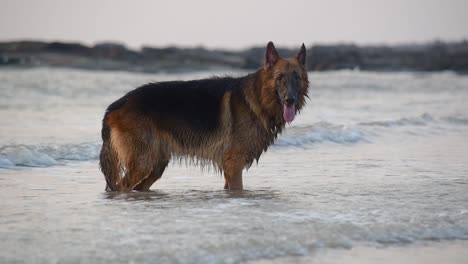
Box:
[223,166,243,190]
[222,151,244,190]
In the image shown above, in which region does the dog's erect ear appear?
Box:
[265,41,279,67]
[296,43,306,66]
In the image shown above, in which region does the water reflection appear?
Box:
[102,189,282,202]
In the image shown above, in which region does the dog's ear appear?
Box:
[296,43,306,66]
[265,41,279,68]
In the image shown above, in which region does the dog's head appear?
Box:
[261,41,309,123]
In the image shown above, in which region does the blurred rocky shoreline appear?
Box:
[1,40,467,73]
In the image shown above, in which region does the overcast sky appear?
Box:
[1,0,467,49]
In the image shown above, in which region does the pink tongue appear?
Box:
[283,104,296,123]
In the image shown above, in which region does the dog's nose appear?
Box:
[285,98,295,106]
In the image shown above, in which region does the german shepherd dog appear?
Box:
[99,42,309,191]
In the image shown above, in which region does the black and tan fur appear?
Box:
[99,42,309,191]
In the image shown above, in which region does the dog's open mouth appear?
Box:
[283,104,296,123]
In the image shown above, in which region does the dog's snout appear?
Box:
[285,97,296,106]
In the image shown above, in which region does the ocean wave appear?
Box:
[442,115,468,125]
[277,112,468,147]
[276,122,367,146]
[0,143,100,168]
[358,113,468,129]
[359,113,434,127]
[2,113,466,168]
[0,123,367,168]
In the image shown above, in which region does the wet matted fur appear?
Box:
[100,42,309,191]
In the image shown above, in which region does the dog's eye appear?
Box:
[276,75,283,81]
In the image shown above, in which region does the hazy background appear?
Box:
[1,0,467,49]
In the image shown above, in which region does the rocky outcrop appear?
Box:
[1,40,467,73]
[307,42,468,71]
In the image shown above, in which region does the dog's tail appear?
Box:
[99,111,120,191]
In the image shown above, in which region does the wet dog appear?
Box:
[100,42,309,191]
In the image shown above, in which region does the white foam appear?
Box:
[276,122,366,146]
[0,145,58,167]
[0,157,15,168]
[0,143,101,168]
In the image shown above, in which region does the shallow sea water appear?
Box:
[0,68,467,263]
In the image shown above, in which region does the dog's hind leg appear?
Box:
[133,146,171,191]
[114,130,157,191]
[117,162,152,191]
[133,159,170,191]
